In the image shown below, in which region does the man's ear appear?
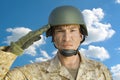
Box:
[52,36,58,48]
[80,33,83,41]
[52,33,55,42]
[80,33,85,43]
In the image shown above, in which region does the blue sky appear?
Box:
[0,0,120,79]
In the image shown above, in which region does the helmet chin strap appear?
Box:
[60,49,78,57]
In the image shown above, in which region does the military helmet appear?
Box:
[46,5,88,37]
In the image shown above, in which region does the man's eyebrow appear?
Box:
[70,26,78,29]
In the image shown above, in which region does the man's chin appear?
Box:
[60,48,75,50]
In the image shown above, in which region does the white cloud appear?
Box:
[24,35,46,56]
[40,49,51,59]
[115,47,120,55]
[34,57,49,62]
[111,64,120,80]
[30,49,57,63]
[82,8,115,45]
[5,27,31,44]
[117,47,120,53]
[80,45,110,61]
[33,49,51,62]
[115,0,120,4]
[5,27,46,56]
[117,48,120,50]
[51,49,58,55]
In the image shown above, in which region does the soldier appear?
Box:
[0,5,112,80]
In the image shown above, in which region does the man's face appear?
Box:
[53,24,82,50]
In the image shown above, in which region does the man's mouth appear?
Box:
[63,43,72,46]
[62,44,73,48]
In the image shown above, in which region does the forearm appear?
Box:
[0,47,17,80]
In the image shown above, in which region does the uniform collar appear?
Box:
[47,53,74,79]
[47,52,89,80]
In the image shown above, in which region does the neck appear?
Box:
[58,52,81,69]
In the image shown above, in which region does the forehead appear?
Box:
[55,24,80,29]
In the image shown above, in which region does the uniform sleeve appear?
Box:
[0,47,17,80]
[100,63,113,80]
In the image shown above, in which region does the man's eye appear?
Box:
[71,30,76,32]
[56,30,63,32]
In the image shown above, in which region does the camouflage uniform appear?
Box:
[0,47,112,80]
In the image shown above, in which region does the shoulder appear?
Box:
[81,54,108,69]
[5,60,53,79]
[85,57,112,79]
[20,59,51,71]
[84,57,108,71]
[8,60,52,76]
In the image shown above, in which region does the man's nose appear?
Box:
[63,31,71,41]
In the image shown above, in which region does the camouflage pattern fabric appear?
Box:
[0,47,112,80]
[0,47,17,80]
